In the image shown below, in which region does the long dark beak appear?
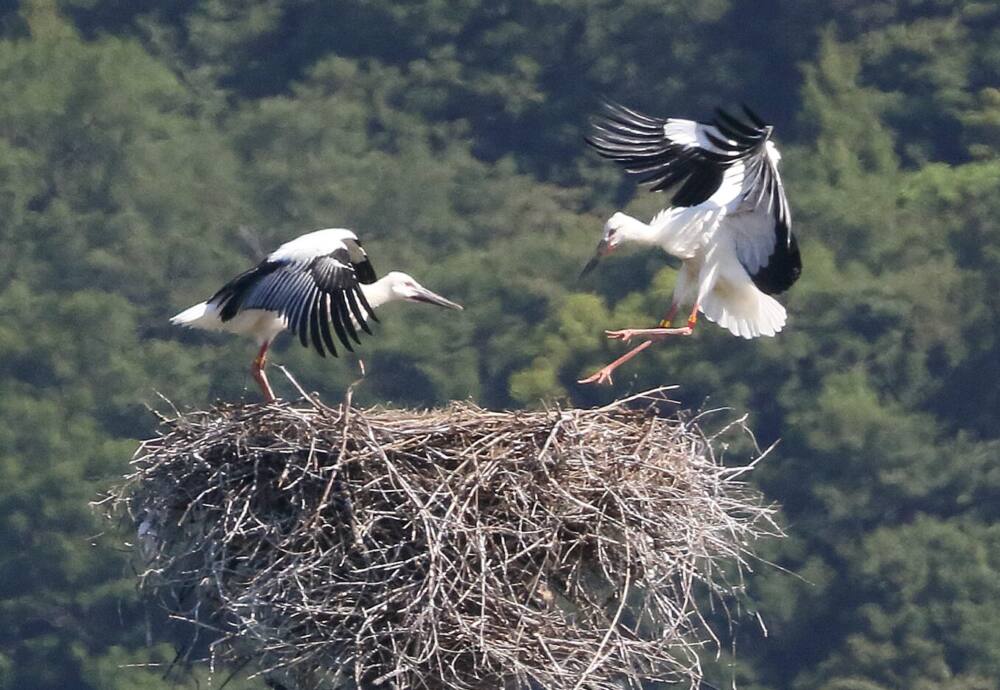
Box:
[579,239,610,279]
[411,286,464,310]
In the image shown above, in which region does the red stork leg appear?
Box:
[605,302,700,343]
[251,340,276,402]
[578,302,698,386]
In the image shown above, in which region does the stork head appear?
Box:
[580,212,631,278]
[385,272,464,310]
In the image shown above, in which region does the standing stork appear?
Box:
[578,102,801,385]
[171,228,463,401]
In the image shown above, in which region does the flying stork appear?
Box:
[578,102,801,385]
[171,228,463,401]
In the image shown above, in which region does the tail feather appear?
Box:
[170,301,222,330]
[700,280,786,339]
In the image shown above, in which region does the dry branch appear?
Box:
[102,389,778,689]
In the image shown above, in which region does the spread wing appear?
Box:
[587,101,801,294]
[725,204,801,295]
[723,113,799,295]
[586,102,774,204]
[209,246,378,356]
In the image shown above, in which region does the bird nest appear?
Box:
[102,388,777,690]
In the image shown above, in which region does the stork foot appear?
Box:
[578,339,655,386]
[577,364,619,386]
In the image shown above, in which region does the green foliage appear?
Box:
[0,0,996,688]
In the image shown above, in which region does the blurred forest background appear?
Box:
[0,0,997,688]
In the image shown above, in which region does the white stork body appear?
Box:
[601,201,786,340]
[579,103,801,384]
[172,228,462,401]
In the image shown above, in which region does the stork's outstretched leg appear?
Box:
[578,303,697,386]
[605,304,699,343]
[251,340,276,402]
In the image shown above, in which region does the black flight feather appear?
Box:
[344,289,373,335]
[328,294,354,353]
[318,294,340,356]
[338,292,361,344]
[213,261,282,322]
[749,222,801,295]
[308,297,326,357]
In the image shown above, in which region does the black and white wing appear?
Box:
[209,245,378,357]
[586,101,801,294]
[726,200,801,295]
[713,108,800,295]
[586,101,776,206]
[588,102,726,206]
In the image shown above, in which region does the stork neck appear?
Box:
[616,214,660,245]
[359,276,397,309]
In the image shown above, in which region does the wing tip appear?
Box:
[749,232,802,295]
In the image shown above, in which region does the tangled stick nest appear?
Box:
[103,388,778,690]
